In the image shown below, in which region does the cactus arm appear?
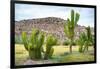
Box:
[48,47,54,58]
[22,32,28,51]
[71,10,75,27]
[44,35,57,59]
[21,29,45,60]
[75,13,80,26]
[37,33,44,49]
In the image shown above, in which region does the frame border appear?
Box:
[10,0,97,68]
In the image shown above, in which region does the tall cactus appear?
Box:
[22,29,45,60]
[44,35,57,59]
[64,10,80,53]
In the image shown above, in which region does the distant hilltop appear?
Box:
[15,17,94,42]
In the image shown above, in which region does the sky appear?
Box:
[15,4,94,27]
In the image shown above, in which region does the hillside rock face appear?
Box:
[15,17,94,42]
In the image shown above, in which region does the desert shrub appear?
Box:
[72,41,77,46]
[63,40,77,46]
[63,40,70,45]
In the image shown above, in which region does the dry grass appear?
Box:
[15,44,94,65]
[15,44,28,65]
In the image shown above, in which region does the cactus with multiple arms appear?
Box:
[22,29,57,60]
[77,32,87,53]
[22,29,45,60]
[78,26,93,53]
[44,35,57,59]
[83,26,93,52]
[64,10,80,53]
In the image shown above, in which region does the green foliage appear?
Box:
[44,35,57,59]
[60,53,94,63]
[22,29,45,60]
[77,32,87,53]
[72,41,77,46]
[64,9,80,53]
[90,35,94,46]
[78,26,94,53]
[22,32,29,51]
[63,40,70,45]
[86,26,94,46]
[83,26,93,51]
[22,29,58,60]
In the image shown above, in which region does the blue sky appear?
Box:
[15,4,94,27]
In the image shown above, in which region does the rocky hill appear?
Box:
[15,17,94,42]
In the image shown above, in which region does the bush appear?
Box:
[63,40,70,45]
[72,41,77,46]
[63,40,77,46]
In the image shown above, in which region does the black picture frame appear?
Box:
[10,0,97,68]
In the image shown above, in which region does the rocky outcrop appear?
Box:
[15,17,94,42]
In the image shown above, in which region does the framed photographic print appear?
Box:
[10,0,96,68]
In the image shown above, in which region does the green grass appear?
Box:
[15,44,94,65]
[59,53,94,63]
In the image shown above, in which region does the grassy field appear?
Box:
[15,44,94,65]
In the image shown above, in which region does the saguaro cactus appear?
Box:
[22,29,44,60]
[64,10,80,53]
[44,35,57,59]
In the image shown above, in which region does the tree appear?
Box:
[64,10,80,53]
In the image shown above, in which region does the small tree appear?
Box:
[64,10,80,53]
